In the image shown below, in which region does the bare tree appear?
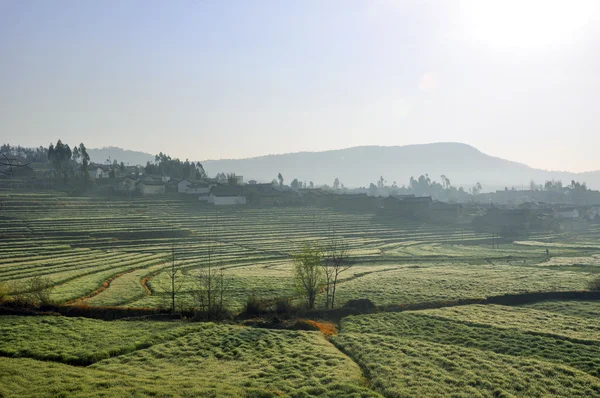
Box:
[322,229,352,309]
[0,152,32,178]
[156,245,184,312]
[193,237,229,319]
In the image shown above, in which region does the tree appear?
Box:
[277,173,284,187]
[472,182,482,195]
[156,245,184,312]
[292,244,324,309]
[377,176,385,189]
[368,182,378,196]
[0,152,32,178]
[291,178,300,190]
[25,276,54,306]
[322,229,351,309]
[333,178,340,190]
[226,173,238,185]
[193,238,229,319]
[47,140,72,182]
[196,162,206,179]
[79,143,90,182]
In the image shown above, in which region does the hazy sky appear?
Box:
[1,1,600,172]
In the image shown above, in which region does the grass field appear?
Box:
[0,316,378,398]
[1,191,600,397]
[335,303,600,396]
[1,192,597,310]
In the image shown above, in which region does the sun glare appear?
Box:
[461,0,600,49]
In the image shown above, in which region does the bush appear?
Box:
[588,275,600,291]
[0,282,9,303]
[275,297,296,315]
[244,296,265,317]
[342,298,376,313]
[26,276,54,306]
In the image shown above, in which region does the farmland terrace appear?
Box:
[1,190,599,397]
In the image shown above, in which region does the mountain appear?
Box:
[87,147,154,166]
[201,143,600,191]
[90,143,600,191]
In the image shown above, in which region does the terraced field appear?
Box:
[334,302,600,397]
[1,191,598,310]
[2,191,600,397]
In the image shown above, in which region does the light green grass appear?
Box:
[520,300,600,318]
[0,315,203,365]
[333,332,600,398]
[421,304,600,341]
[340,311,600,376]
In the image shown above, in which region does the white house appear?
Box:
[186,182,212,195]
[94,166,110,179]
[136,181,165,195]
[554,207,579,219]
[177,179,192,193]
[209,186,246,205]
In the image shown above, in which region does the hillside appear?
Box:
[87,147,154,166]
[89,143,600,190]
[202,143,600,190]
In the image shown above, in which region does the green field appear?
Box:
[1,191,599,397]
[1,192,597,310]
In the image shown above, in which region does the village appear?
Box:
[4,161,600,240]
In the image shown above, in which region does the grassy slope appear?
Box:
[340,312,600,376]
[0,315,378,397]
[333,332,600,398]
[91,325,378,397]
[0,316,205,365]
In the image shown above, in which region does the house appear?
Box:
[334,193,376,212]
[177,179,192,193]
[186,182,212,195]
[554,207,579,219]
[115,176,137,193]
[431,201,464,223]
[165,178,180,192]
[94,166,110,179]
[301,189,328,207]
[383,195,432,219]
[245,184,300,206]
[136,181,165,195]
[584,206,600,221]
[209,186,247,205]
[472,207,537,235]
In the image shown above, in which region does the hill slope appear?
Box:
[87,147,154,166]
[89,143,600,190]
[202,143,600,190]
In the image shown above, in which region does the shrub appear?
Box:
[342,298,376,313]
[275,297,296,315]
[0,282,9,303]
[244,296,265,317]
[26,276,54,306]
[588,275,600,291]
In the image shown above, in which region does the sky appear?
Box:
[1,0,600,172]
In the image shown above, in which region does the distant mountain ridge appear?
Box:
[88,147,155,166]
[89,143,600,190]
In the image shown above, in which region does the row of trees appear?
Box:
[144,152,206,180]
[48,140,91,183]
[159,230,353,316]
